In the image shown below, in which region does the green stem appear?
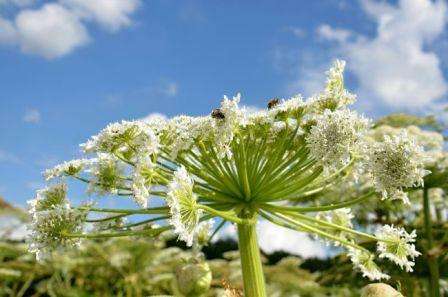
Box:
[199,204,244,224]
[263,190,375,212]
[423,187,440,297]
[237,221,267,297]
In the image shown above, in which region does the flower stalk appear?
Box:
[423,187,440,297]
[237,214,266,297]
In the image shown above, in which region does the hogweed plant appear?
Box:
[28,60,427,297]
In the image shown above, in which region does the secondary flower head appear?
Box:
[212,93,245,159]
[28,205,86,261]
[131,155,156,208]
[368,130,429,204]
[348,249,390,281]
[44,159,93,180]
[167,166,202,246]
[86,153,126,195]
[307,59,356,112]
[317,208,354,244]
[28,183,69,215]
[307,109,369,172]
[81,120,159,158]
[376,225,421,272]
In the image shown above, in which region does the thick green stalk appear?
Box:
[423,187,440,297]
[237,220,266,297]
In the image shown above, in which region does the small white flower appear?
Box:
[86,154,126,195]
[212,93,245,159]
[306,109,369,173]
[81,120,160,158]
[167,166,202,246]
[163,116,212,159]
[196,219,214,246]
[348,248,390,281]
[368,131,429,204]
[28,205,86,261]
[317,208,354,244]
[307,60,356,112]
[376,225,421,272]
[131,155,156,208]
[44,159,93,180]
[273,95,305,116]
[28,184,69,217]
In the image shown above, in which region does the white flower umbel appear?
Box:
[28,183,69,217]
[376,225,421,272]
[28,205,86,261]
[368,131,428,204]
[163,115,212,159]
[81,120,159,158]
[307,60,356,112]
[131,155,156,208]
[86,153,127,195]
[167,166,202,246]
[307,109,369,173]
[348,248,390,281]
[212,93,245,159]
[44,159,93,180]
[317,208,354,244]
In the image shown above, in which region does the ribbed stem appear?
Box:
[423,187,440,297]
[237,221,266,297]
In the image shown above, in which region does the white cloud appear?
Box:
[0,17,17,44]
[0,0,34,7]
[0,149,21,164]
[287,26,306,38]
[216,221,327,258]
[162,82,178,97]
[319,0,448,110]
[22,108,41,123]
[141,112,168,122]
[317,24,352,43]
[62,0,140,32]
[0,0,140,59]
[14,3,90,59]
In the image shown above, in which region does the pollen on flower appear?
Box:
[376,225,421,272]
[167,166,202,246]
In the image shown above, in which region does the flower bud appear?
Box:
[361,283,403,297]
[175,259,212,296]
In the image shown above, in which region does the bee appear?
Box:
[267,98,280,109]
[211,108,225,119]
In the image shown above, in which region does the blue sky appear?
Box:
[1,0,447,211]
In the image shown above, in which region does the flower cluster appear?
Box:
[306,109,369,173]
[367,131,429,204]
[27,184,86,261]
[29,60,427,284]
[348,249,390,281]
[376,225,420,272]
[166,166,202,246]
